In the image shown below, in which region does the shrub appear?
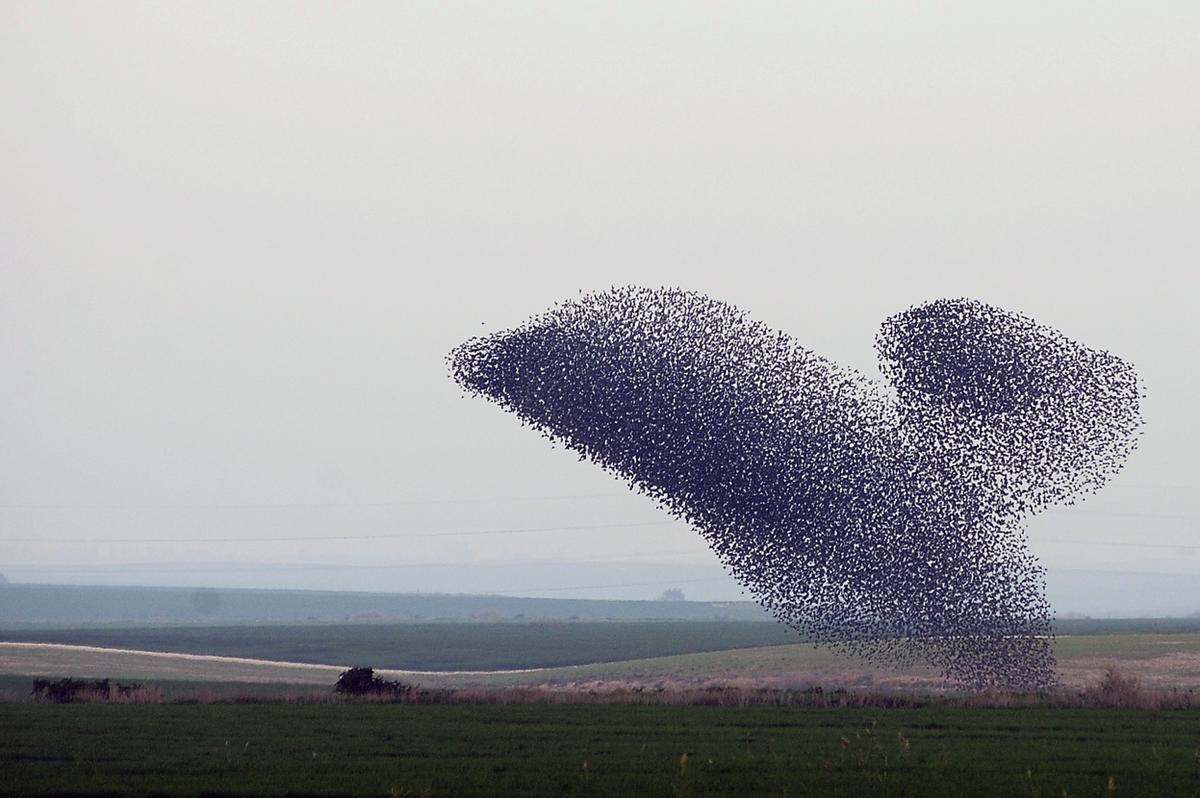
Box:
[334,667,416,698]
[32,677,154,703]
[1086,666,1145,708]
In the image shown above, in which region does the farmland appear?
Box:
[5,631,1200,695]
[0,621,800,671]
[3,703,1200,797]
[6,616,1200,796]
[4,617,1200,672]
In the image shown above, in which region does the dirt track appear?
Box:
[0,641,589,684]
[5,638,1200,691]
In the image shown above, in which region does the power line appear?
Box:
[2,527,1196,553]
[0,492,628,511]
[1046,509,1200,522]
[0,506,1192,546]
[1037,537,1200,551]
[1,499,1195,523]
[2,504,1190,523]
[0,519,680,544]
[487,576,737,594]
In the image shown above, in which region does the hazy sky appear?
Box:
[2,3,1197,593]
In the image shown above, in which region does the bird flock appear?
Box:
[449,288,1143,689]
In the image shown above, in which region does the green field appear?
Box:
[5,620,1200,796]
[0,621,801,670]
[3,703,1200,797]
[3,618,1196,672]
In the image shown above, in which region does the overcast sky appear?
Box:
[1,2,1197,594]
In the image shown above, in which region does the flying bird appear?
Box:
[449,288,1142,689]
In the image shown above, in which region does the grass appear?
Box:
[1053,633,1200,659]
[6,634,1200,695]
[3,702,1200,796]
[4,621,1199,796]
[5,665,1197,711]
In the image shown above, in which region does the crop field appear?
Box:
[5,638,1200,699]
[6,621,1200,796]
[6,621,1200,692]
[0,621,800,670]
[2,618,1196,671]
[3,703,1200,797]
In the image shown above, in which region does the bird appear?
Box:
[448,288,1143,689]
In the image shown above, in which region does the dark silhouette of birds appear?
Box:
[449,288,1143,689]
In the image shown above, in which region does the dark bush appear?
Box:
[32,677,145,703]
[334,667,415,698]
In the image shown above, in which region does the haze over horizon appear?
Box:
[2,3,1197,610]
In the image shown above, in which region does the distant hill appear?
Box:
[3,563,1198,625]
[0,583,773,626]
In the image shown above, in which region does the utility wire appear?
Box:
[487,576,738,594]
[1046,509,1200,522]
[0,493,628,511]
[1037,537,1200,551]
[2,496,1192,518]
[0,502,1194,547]
[2,526,1196,550]
[0,519,680,544]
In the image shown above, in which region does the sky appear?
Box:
[1,2,1197,601]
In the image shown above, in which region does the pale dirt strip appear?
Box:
[0,642,590,685]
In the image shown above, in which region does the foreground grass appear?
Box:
[3,703,1200,797]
